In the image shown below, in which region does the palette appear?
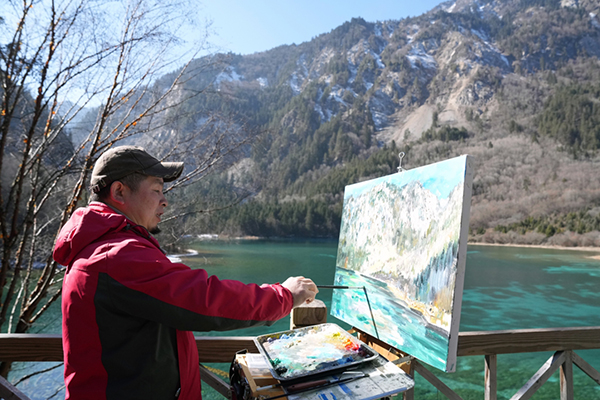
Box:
[254,323,378,381]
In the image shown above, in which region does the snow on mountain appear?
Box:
[407,43,438,70]
[592,13,600,29]
[215,67,243,87]
[256,77,268,87]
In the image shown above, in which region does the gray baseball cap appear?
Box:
[91,146,184,193]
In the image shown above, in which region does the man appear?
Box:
[54,146,318,399]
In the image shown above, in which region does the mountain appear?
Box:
[96,0,600,246]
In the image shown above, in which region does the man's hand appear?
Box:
[281,276,319,308]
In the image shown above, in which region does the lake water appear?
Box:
[10,240,600,400]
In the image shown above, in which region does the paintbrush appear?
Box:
[259,373,369,400]
[255,371,365,392]
[286,372,368,392]
[316,285,364,289]
[316,285,380,339]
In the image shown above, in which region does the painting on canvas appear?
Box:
[330,155,473,372]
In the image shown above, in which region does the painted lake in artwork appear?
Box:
[9,240,600,400]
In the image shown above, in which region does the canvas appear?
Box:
[330,155,474,372]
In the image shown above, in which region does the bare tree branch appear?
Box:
[0,0,247,378]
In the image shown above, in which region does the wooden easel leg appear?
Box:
[199,363,232,400]
[403,360,415,400]
[560,351,574,400]
[485,354,497,400]
[413,361,465,400]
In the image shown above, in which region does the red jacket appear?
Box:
[54,202,293,399]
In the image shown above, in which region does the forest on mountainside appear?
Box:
[5,0,600,249]
[146,0,600,248]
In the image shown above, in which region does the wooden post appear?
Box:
[403,360,415,400]
[571,351,600,385]
[560,351,573,400]
[485,354,497,400]
[290,299,327,329]
[0,375,31,400]
[510,351,565,400]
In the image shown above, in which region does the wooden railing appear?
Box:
[0,302,598,400]
[0,327,599,399]
[355,326,600,400]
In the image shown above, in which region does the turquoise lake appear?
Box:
[10,240,600,400]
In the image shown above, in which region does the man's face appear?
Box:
[123,176,167,233]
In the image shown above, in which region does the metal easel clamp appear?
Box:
[384,346,404,358]
[392,355,415,366]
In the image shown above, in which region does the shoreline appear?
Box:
[178,235,600,260]
[468,241,600,260]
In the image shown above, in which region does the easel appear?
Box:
[262,153,472,400]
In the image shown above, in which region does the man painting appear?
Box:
[54,146,318,399]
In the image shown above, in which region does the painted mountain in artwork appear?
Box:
[337,178,464,321]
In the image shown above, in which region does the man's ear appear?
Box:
[109,181,127,205]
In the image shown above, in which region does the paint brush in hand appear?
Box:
[316,285,364,289]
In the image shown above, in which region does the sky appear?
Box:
[346,155,468,200]
[196,0,448,56]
